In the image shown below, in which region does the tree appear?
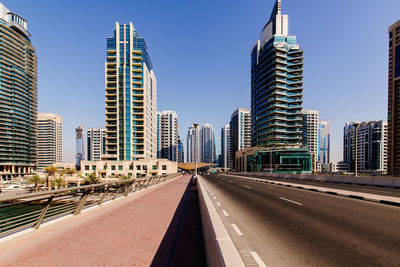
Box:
[28,175,43,192]
[44,166,58,189]
[52,177,65,189]
[82,173,101,185]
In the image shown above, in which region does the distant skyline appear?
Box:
[4,0,400,163]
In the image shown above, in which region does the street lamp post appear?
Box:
[353,122,360,177]
[193,123,199,183]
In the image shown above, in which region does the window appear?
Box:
[92,165,96,170]
[143,165,147,170]
[118,165,123,170]
[136,173,141,178]
[152,165,157,170]
[85,166,89,170]
[103,166,107,170]
[129,165,133,170]
[111,165,116,170]
[162,165,167,170]
[136,165,141,170]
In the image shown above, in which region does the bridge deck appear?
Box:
[0,175,206,266]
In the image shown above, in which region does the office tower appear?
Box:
[200,123,215,164]
[177,139,184,163]
[186,126,200,163]
[157,111,179,161]
[221,124,230,168]
[37,113,62,170]
[388,20,400,175]
[301,109,319,169]
[105,22,157,161]
[0,4,37,180]
[87,128,106,161]
[75,125,84,170]
[343,121,387,173]
[318,121,330,164]
[251,0,303,147]
[229,108,251,169]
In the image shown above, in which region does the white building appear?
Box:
[37,113,62,170]
[221,124,230,168]
[318,121,330,164]
[344,121,387,173]
[229,108,251,169]
[301,109,319,171]
[186,126,200,163]
[87,128,106,161]
[157,111,179,161]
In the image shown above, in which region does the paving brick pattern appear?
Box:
[0,175,192,267]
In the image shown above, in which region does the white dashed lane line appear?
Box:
[232,224,243,236]
[250,251,267,267]
[216,201,221,206]
[222,210,229,217]
[279,197,303,206]
[213,196,217,200]
[243,185,252,189]
[229,181,234,183]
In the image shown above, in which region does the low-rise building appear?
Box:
[80,159,177,178]
[52,162,76,171]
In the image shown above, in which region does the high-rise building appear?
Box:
[157,111,179,161]
[177,139,184,163]
[221,124,230,168]
[37,113,62,170]
[318,121,330,164]
[105,22,157,161]
[229,108,251,169]
[0,3,37,180]
[343,121,387,173]
[301,109,319,169]
[200,123,216,164]
[251,0,303,147]
[186,126,199,163]
[87,128,106,161]
[388,20,400,175]
[75,125,84,170]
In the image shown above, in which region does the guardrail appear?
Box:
[230,172,400,188]
[0,174,180,238]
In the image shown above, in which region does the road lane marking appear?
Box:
[243,185,252,189]
[213,196,217,200]
[250,251,266,267]
[222,210,229,216]
[279,197,303,206]
[231,224,243,236]
[229,181,234,183]
[216,201,221,206]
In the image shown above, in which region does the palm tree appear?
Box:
[28,174,42,192]
[44,166,58,189]
[52,177,65,189]
[82,173,101,185]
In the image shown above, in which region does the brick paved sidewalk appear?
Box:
[0,175,204,267]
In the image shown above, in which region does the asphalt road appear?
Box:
[229,174,400,197]
[203,174,400,267]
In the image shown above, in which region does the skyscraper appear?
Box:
[87,128,106,161]
[229,108,251,169]
[186,126,199,163]
[301,109,319,169]
[105,22,157,161]
[75,125,84,170]
[221,124,230,168]
[0,3,37,180]
[177,139,184,163]
[344,121,387,173]
[318,121,330,164]
[37,113,62,170]
[388,20,400,175]
[200,123,215,164]
[157,111,179,161]
[251,0,303,147]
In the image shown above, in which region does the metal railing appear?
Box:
[0,174,180,238]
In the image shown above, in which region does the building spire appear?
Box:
[270,0,282,20]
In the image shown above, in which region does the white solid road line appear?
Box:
[232,224,243,236]
[222,210,229,216]
[217,201,221,206]
[250,251,267,267]
[243,185,252,189]
[279,197,303,206]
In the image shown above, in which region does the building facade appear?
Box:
[177,139,184,163]
[87,127,106,161]
[251,0,303,148]
[318,121,330,164]
[221,124,230,168]
[229,108,251,170]
[301,109,319,170]
[157,111,179,161]
[343,121,387,173]
[75,125,84,170]
[200,123,216,164]
[388,20,400,175]
[0,3,37,180]
[105,22,157,161]
[37,113,62,170]
[186,126,199,163]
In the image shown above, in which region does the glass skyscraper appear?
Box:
[0,3,37,179]
[105,22,157,161]
[251,0,303,147]
[318,121,330,164]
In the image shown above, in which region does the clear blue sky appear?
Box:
[4,0,400,163]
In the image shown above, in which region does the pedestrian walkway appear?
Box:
[0,175,206,267]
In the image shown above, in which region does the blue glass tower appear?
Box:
[251,0,303,147]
